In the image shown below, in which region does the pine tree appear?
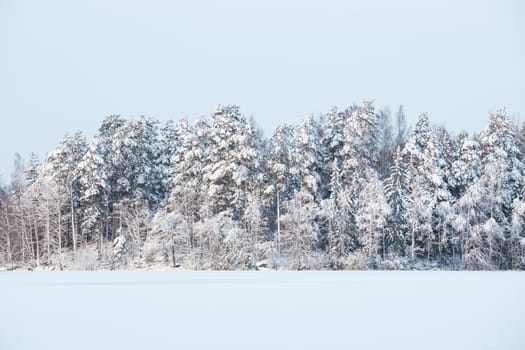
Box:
[97,115,126,200]
[376,107,395,178]
[450,131,481,198]
[426,129,453,260]
[384,147,410,257]
[263,124,294,249]
[322,159,355,268]
[126,117,163,207]
[342,100,379,179]
[168,117,209,253]
[75,137,108,248]
[290,116,322,202]
[477,110,524,268]
[25,153,41,187]
[479,110,523,194]
[320,107,348,197]
[321,107,347,167]
[404,115,451,261]
[159,120,179,196]
[203,105,259,220]
[436,127,455,193]
[336,101,381,261]
[510,194,525,269]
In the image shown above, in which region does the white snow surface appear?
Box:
[0,271,524,350]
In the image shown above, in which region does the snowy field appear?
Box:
[0,271,524,350]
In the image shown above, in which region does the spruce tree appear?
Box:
[384,147,410,257]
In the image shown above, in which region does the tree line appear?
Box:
[1,102,524,270]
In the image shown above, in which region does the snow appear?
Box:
[0,271,523,350]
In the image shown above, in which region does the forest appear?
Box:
[1,102,524,271]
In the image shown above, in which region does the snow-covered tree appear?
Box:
[158,120,179,195]
[39,132,87,258]
[403,115,452,261]
[319,107,349,197]
[190,209,253,270]
[476,110,524,268]
[510,196,525,269]
[450,131,481,198]
[479,110,523,195]
[203,105,259,220]
[342,100,379,179]
[321,159,355,269]
[280,191,320,269]
[242,192,265,246]
[263,124,294,248]
[169,116,210,225]
[461,218,505,270]
[76,137,108,249]
[456,162,510,269]
[376,107,395,179]
[405,174,434,261]
[150,207,191,267]
[355,169,390,262]
[321,107,347,169]
[384,147,410,257]
[119,117,163,207]
[290,116,322,202]
[25,152,41,187]
[163,119,194,244]
[403,114,431,165]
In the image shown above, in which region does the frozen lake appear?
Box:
[1,271,524,350]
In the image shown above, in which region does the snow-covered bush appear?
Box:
[112,234,129,267]
[343,251,369,270]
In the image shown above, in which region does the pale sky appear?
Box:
[1,0,524,179]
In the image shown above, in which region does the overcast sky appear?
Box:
[1,0,524,179]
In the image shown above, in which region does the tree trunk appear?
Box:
[427,235,431,262]
[70,189,77,260]
[411,225,415,261]
[171,232,176,268]
[276,191,281,255]
[33,216,40,266]
[3,207,13,264]
[382,227,386,259]
[26,214,35,261]
[58,205,63,270]
[46,204,51,266]
[21,215,28,263]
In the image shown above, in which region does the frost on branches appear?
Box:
[1,104,524,271]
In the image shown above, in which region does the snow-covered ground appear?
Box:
[0,271,523,350]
